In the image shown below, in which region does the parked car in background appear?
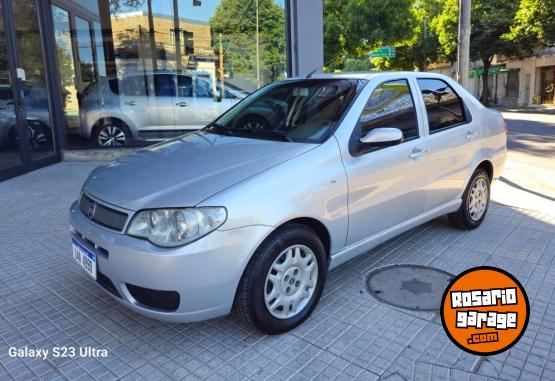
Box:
[79,71,245,147]
[70,72,507,334]
[0,82,52,149]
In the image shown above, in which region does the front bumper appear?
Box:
[69,201,273,322]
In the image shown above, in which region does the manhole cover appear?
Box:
[366,264,455,311]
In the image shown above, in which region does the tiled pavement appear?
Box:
[0,162,554,381]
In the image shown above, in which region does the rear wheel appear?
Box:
[93,120,131,148]
[448,168,490,229]
[237,224,327,334]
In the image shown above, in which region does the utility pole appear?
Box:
[456,0,471,89]
[173,0,182,72]
[219,33,225,100]
[147,0,158,71]
[255,0,260,88]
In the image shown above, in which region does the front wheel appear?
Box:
[448,168,490,229]
[237,224,327,334]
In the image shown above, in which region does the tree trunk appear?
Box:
[481,59,491,104]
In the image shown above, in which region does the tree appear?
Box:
[323,0,415,71]
[381,0,443,71]
[210,0,286,84]
[433,0,519,103]
[323,0,349,70]
[505,0,555,50]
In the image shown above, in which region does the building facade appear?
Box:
[0,0,323,181]
[430,48,555,107]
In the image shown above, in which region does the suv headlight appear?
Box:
[127,207,227,247]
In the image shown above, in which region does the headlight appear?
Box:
[127,207,227,247]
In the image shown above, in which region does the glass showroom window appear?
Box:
[51,0,287,149]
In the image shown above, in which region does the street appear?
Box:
[492,110,555,212]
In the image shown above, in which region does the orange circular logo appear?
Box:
[441,266,529,355]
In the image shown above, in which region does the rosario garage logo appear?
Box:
[440,266,529,355]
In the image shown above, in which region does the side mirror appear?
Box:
[359,127,403,147]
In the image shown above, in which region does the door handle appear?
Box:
[175,101,187,107]
[409,148,428,160]
[124,100,136,106]
[466,130,479,140]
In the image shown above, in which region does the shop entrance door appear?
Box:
[540,66,555,104]
[0,0,59,181]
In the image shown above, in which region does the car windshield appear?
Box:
[205,79,362,143]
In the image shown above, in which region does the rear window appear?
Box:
[417,78,466,133]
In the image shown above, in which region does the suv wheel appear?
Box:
[94,121,131,148]
[237,224,327,334]
[448,168,490,229]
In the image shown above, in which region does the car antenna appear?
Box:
[306,66,322,78]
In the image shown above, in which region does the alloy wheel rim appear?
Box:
[98,125,126,147]
[264,244,318,319]
[27,125,47,149]
[468,177,488,221]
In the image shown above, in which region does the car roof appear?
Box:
[294,71,452,81]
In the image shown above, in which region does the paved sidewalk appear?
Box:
[0,162,554,381]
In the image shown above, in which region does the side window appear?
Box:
[154,74,175,97]
[177,75,193,97]
[120,76,148,96]
[417,78,465,133]
[194,78,213,98]
[358,79,419,141]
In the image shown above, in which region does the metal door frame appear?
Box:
[0,0,62,182]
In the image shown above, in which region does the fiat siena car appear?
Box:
[70,72,506,334]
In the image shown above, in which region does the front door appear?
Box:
[174,75,237,130]
[0,0,58,181]
[342,79,429,245]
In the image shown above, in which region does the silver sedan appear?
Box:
[70,72,506,334]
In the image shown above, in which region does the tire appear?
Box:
[237,223,327,334]
[92,120,132,148]
[448,168,490,230]
[8,121,52,149]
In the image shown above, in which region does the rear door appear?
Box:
[415,78,478,209]
[342,78,430,245]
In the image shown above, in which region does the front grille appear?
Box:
[80,194,128,232]
[126,284,180,312]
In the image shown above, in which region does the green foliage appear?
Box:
[324,0,415,71]
[342,58,374,72]
[505,0,555,50]
[389,0,443,71]
[210,0,286,83]
[430,0,458,62]
[432,0,519,62]
[432,0,519,103]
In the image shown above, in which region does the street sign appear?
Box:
[369,47,396,58]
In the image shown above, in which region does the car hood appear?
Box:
[84,131,316,211]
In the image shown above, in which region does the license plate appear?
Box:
[72,238,97,280]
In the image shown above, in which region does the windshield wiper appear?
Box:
[205,121,234,136]
[268,129,293,142]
